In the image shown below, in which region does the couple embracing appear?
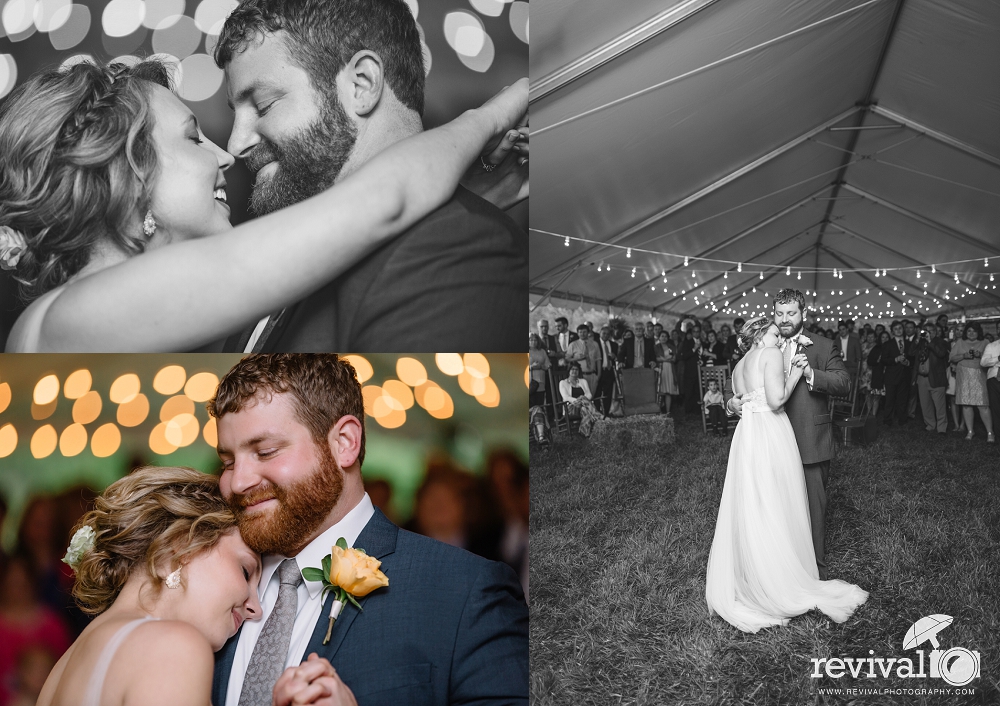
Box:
[37,355,528,706]
[706,289,868,632]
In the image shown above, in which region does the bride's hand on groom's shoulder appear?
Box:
[461,79,529,210]
[272,654,357,706]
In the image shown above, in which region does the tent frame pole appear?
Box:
[869,106,1000,170]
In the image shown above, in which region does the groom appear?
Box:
[208,354,528,706]
[727,289,849,580]
[214,0,527,353]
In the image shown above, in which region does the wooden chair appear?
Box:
[829,361,862,420]
[698,364,730,434]
[832,361,877,447]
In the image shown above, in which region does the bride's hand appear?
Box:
[461,80,529,210]
[272,654,357,706]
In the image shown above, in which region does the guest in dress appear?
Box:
[528,333,551,444]
[655,331,678,415]
[980,334,1000,442]
[558,363,601,437]
[949,322,993,441]
[867,331,890,418]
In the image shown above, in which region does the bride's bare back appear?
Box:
[733,344,801,412]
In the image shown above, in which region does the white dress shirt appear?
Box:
[225,494,376,706]
[981,340,1000,381]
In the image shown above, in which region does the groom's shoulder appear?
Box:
[394,525,493,570]
[410,186,525,242]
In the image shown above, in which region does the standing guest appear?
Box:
[536,320,559,370]
[867,330,890,419]
[950,322,993,442]
[946,362,963,433]
[553,317,576,382]
[528,331,551,436]
[653,323,664,341]
[565,325,600,392]
[655,331,678,415]
[875,323,886,339]
[594,326,618,416]
[986,333,995,343]
[723,318,745,367]
[913,321,949,434]
[681,329,701,413]
[859,331,877,399]
[618,322,655,369]
[904,320,920,420]
[980,333,1000,442]
[936,314,950,335]
[644,322,656,342]
[702,330,726,366]
[0,554,71,706]
[881,321,913,426]
[559,363,601,437]
[702,379,726,436]
[486,451,529,604]
[837,320,862,382]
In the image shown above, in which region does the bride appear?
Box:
[37,467,354,706]
[0,59,527,352]
[705,315,867,632]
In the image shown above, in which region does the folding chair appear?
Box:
[829,361,862,420]
[832,362,877,447]
[698,364,730,434]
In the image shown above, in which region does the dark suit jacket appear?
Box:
[879,337,914,385]
[783,332,850,466]
[224,187,527,352]
[836,334,863,377]
[539,333,559,365]
[617,333,656,368]
[212,509,528,706]
[595,337,618,370]
[914,336,949,388]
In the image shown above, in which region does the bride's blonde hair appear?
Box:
[737,315,774,352]
[71,466,236,615]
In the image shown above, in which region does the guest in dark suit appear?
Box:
[913,321,949,433]
[680,330,701,413]
[535,320,559,367]
[722,317,745,368]
[880,321,914,426]
[594,325,618,415]
[617,323,655,369]
[552,317,577,384]
[836,320,862,382]
[217,0,527,353]
[210,355,527,706]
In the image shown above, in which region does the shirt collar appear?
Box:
[258,493,376,601]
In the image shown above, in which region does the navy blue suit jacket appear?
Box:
[212,509,529,706]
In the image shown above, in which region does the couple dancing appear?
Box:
[2,0,528,353]
[706,289,868,632]
[37,355,528,706]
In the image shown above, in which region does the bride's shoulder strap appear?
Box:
[82,617,155,706]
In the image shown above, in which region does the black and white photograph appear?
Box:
[530,0,999,703]
[0,0,529,352]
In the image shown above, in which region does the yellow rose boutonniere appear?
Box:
[303,537,389,644]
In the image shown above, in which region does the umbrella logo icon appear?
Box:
[902,614,980,687]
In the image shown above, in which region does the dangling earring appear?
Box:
[142,210,157,238]
[165,567,182,589]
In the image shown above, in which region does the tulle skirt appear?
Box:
[705,398,868,632]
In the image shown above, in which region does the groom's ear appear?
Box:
[327,415,363,470]
[342,50,384,117]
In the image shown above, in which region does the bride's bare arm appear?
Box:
[763,347,802,410]
[33,79,528,352]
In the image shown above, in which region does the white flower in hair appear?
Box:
[62,525,96,570]
[0,225,27,271]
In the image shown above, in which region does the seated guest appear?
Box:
[914,321,949,434]
[559,363,601,437]
[702,379,727,436]
[950,322,993,441]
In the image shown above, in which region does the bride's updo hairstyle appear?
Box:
[0,59,172,302]
[71,466,236,615]
[737,315,774,352]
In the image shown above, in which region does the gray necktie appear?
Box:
[238,559,302,706]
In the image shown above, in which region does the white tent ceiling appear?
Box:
[529,0,1000,325]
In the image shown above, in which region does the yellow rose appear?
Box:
[328,545,389,596]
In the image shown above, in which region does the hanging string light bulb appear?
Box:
[759,271,763,280]
[931,264,935,273]
[564,236,570,246]
[737,262,742,273]
[631,267,636,278]
[626,248,632,258]
[684,256,689,267]
[875,269,879,278]
[786,266,791,276]
[916,270,920,278]
[797,271,801,280]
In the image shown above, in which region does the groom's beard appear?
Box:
[245,95,358,217]
[776,320,803,339]
[230,446,344,556]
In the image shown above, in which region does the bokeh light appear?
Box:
[414,379,441,409]
[33,0,72,32]
[463,353,490,379]
[3,0,38,36]
[49,4,90,50]
[72,390,102,424]
[508,1,528,43]
[458,371,486,396]
[31,399,57,420]
[59,423,88,456]
[396,357,427,387]
[202,415,217,447]
[435,353,464,376]
[0,54,16,99]
[117,392,149,427]
[33,374,60,405]
[149,422,178,455]
[102,0,145,37]
[475,377,500,407]
[0,382,10,415]
[382,380,414,410]
[177,52,222,99]
[469,0,504,18]
[183,371,218,402]
[425,387,454,419]
[153,364,187,395]
[165,412,199,447]
[91,422,121,457]
[143,0,185,29]
[109,373,140,404]
[193,0,236,34]
[345,355,373,383]
[30,424,57,458]
[457,30,494,72]
[361,385,383,416]
[63,369,92,399]
[444,11,482,55]
[374,406,406,429]
[151,13,200,59]
[0,424,17,458]
[160,394,194,422]
[524,365,530,388]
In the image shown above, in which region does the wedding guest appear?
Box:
[702,379,726,436]
[867,330,890,418]
[837,320,862,381]
[980,332,1000,442]
[655,331,678,415]
[594,326,618,416]
[950,322,993,441]
[702,330,725,366]
[723,317,744,367]
[8,645,55,706]
[558,363,601,437]
[653,322,664,341]
[0,554,71,706]
[618,322,655,369]
[486,450,529,604]
[681,329,701,413]
[363,478,397,524]
[946,362,963,433]
[875,323,886,339]
[565,324,600,391]
[536,320,559,369]
[914,321,949,434]
[528,333,551,408]
[553,317,575,382]
[859,331,876,399]
[15,499,71,625]
[904,320,920,419]
[881,321,913,426]
[410,469,470,549]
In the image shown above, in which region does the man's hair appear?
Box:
[208,354,366,465]
[773,288,805,313]
[576,324,588,333]
[555,317,569,325]
[214,0,425,115]
[838,320,848,328]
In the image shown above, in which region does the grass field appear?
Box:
[529,411,1000,705]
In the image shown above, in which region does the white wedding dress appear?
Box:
[82,617,156,706]
[705,353,867,633]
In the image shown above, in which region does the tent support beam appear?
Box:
[529,0,722,103]
[841,183,998,253]
[529,107,859,286]
[529,262,584,312]
[529,286,617,311]
[827,222,1000,307]
[869,105,1000,170]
